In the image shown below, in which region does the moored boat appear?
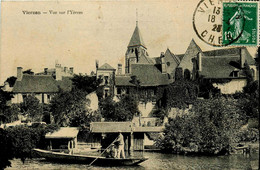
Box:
[33,148,148,166]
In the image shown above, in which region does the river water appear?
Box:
[7,152,259,170]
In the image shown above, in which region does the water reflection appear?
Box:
[7,152,258,170]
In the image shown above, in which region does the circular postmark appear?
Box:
[193,0,243,46]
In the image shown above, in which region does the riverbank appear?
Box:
[7,151,259,170]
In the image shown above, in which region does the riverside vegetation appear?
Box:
[0,64,259,169]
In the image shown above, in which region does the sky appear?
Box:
[0,0,258,83]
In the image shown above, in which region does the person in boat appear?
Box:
[105,144,117,158]
[115,130,125,159]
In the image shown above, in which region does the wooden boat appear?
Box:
[33,149,148,166]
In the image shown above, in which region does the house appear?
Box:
[96,62,116,98]
[89,121,164,151]
[11,66,72,103]
[191,47,257,94]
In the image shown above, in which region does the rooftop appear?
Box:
[45,127,79,139]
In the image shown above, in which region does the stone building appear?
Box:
[11,65,72,104]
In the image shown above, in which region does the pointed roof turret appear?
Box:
[128,25,146,49]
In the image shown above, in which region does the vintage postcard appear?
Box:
[0,0,259,169]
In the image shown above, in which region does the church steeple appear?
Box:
[125,15,150,74]
[127,25,146,49]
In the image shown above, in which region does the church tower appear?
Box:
[125,20,150,74]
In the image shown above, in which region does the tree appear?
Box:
[23,69,34,75]
[175,67,183,80]
[155,97,243,155]
[20,95,43,122]
[71,74,102,94]
[50,88,99,128]
[5,76,17,87]
[0,124,59,169]
[0,90,18,124]
[99,95,140,121]
[161,79,198,109]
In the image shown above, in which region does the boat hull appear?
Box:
[33,149,148,166]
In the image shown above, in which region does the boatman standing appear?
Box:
[116,130,125,159]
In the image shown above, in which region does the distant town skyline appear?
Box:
[0,0,257,83]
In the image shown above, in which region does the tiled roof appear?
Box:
[45,127,79,139]
[90,122,164,133]
[56,77,73,92]
[90,122,132,133]
[200,55,244,78]
[115,64,171,87]
[13,75,59,93]
[115,76,135,86]
[203,47,255,65]
[131,64,171,86]
[98,63,116,70]
[128,25,146,48]
[175,54,185,62]
[13,75,72,93]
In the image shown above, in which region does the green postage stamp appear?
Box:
[223,2,258,46]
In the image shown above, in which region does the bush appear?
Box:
[236,128,259,143]
[0,124,59,169]
[155,97,243,155]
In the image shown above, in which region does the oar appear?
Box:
[88,136,119,166]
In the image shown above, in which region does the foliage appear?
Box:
[152,108,168,121]
[175,68,183,80]
[159,80,198,109]
[71,74,102,94]
[0,90,18,124]
[242,62,254,83]
[236,128,259,143]
[19,95,43,121]
[155,97,243,155]
[23,69,34,75]
[50,88,101,128]
[99,95,140,121]
[50,89,87,126]
[5,76,17,87]
[197,78,220,99]
[234,80,259,120]
[0,124,59,170]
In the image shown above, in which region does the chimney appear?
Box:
[44,68,48,75]
[198,52,202,72]
[56,67,62,81]
[160,52,165,58]
[117,64,122,75]
[70,67,74,74]
[96,60,99,69]
[240,48,246,68]
[161,57,167,73]
[17,67,23,81]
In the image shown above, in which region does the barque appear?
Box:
[33,148,148,166]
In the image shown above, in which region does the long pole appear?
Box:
[88,136,119,166]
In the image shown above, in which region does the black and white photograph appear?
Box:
[0,0,259,169]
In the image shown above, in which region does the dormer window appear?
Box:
[231,70,239,77]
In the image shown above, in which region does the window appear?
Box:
[104,89,109,98]
[104,76,109,85]
[232,71,239,77]
[167,62,170,66]
[117,88,121,95]
[126,88,129,94]
[47,94,51,103]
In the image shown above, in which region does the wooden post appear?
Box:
[50,140,52,150]
[130,132,134,152]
